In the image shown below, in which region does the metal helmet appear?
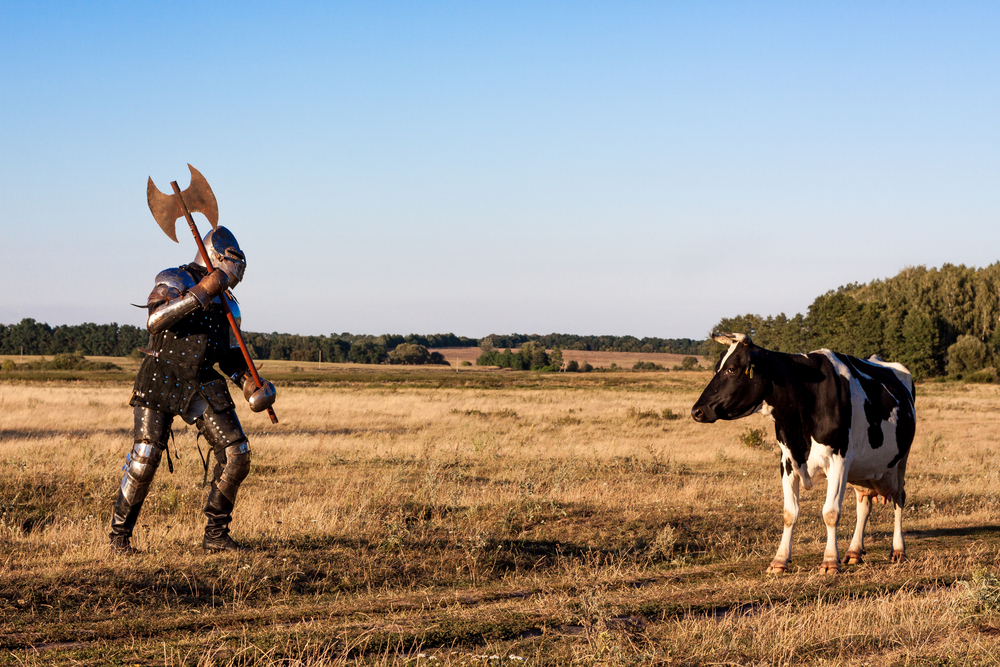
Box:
[193,226,246,288]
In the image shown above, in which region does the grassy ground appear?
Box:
[2,362,1000,665]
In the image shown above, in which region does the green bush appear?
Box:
[17,353,120,371]
[963,569,1000,617]
[948,335,988,377]
[966,369,996,384]
[737,427,770,450]
[632,361,666,371]
[661,408,681,421]
[388,343,430,365]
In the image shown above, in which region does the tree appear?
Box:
[521,341,549,370]
[348,339,387,364]
[388,343,431,365]
[947,334,988,377]
[898,310,941,380]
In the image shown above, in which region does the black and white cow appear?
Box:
[691,333,916,574]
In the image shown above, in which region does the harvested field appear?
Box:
[2,359,1000,665]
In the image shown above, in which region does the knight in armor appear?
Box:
[110,226,276,554]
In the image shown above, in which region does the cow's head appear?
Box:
[691,333,772,423]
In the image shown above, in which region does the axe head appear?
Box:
[147,164,219,243]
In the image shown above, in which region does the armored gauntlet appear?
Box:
[188,269,230,306]
[241,373,277,412]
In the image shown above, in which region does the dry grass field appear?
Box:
[2,358,1000,665]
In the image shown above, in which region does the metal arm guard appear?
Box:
[146,268,230,335]
[148,293,200,334]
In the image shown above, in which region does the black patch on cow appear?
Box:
[804,353,852,459]
[834,354,916,467]
[835,354,894,449]
[783,458,793,477]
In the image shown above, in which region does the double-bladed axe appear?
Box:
[147,164,278,424]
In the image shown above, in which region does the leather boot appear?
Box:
[202,486,247,552]
[109,489,144,554]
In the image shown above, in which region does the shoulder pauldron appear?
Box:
[147,268,197,308]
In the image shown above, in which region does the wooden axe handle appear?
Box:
[170,181,279,424]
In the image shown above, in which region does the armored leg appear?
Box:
[197,408,251,551]
[110,407,171,553]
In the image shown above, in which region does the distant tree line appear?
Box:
[478,333,705,355]
[239,332,460,365]
[476,342,565,371]
[10,263,1000,379]
[0,319,707,367]
[0,319,147,357]
[713,263,1000,380]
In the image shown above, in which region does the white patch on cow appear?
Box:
[803,437,849,480]
[718,341,739,372]
[813,350,905,480]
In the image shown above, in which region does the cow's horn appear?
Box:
[712,332,751,346]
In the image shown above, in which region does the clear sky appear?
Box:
[2,2,998,339]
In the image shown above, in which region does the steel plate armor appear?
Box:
[110,226,271,554]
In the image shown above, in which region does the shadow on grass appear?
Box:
[0,427,131,441]
[908,524,1000,539]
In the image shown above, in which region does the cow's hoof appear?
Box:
[819,561,841,574]
[891,550,906,563]
[842,551,864,565]
[767,561,788,574]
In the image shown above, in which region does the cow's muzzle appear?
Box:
[691,406,716,423]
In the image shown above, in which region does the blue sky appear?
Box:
[2,2,998,339]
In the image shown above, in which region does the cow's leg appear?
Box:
[891,462,907,563]
[843,488,870,565]
[768,460,800,573]
[819,456,849,574]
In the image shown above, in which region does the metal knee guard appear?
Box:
[120,441,163,505]
[196,408,251,502]
[216,441,251,502]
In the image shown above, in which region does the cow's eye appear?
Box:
[724,366,738,375]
